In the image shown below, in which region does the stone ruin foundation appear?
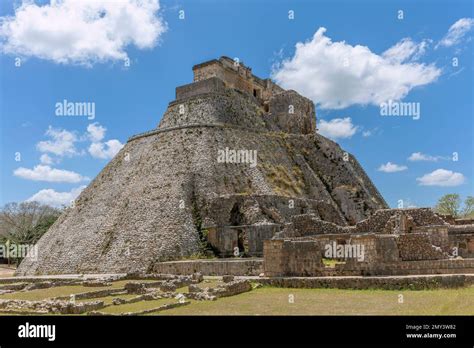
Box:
[263,208,474,277]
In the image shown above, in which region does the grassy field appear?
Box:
[159,286,474,316]
[1,277,473,315]
[99,298,174,314]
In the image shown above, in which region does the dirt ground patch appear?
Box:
[0,266,16,278]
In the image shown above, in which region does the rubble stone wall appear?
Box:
[278,208,450,238]
[257,274,473,290]
[340,259,474,276]
[267,90,316,134]
[264,239,322,277]
[397,234,448,261]
[449,225,474,258]
[264,232,462,277]
[151,259,263,276]
[176,77,226,100]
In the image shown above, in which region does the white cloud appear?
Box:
[87,122,106,142]
[318,117,358,139]
[272,27,441,109]
[362,127,379,138]
[14,165,89,183]
[0,0,166,66]
[408,152,439,162]
[437,18,474,48]
[400,198,418,208]
[26,185,86,208]
[378,162,408,173]
[416,169,465,187]
[382,38,429,63]
[36,126,79,157]
[88,139,123,159]
[86,122,124,159]
[39,153,54,165]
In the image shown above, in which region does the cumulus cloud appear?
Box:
[87,122,106,142]
[378,162,408,173]
[39,153,54,165]
[362,130,372,137]
[36,126,79,157]
[382,38,429,63]
[272,27,441,109]
[437,18,474,48]
[26,185,86,208]
[89,139,123,159]
[318,117,358,140]
[0,0,166,66]
[416,169,465,187]
[408,152,440,162]
[14,165,89,183]
[86,122,124,159]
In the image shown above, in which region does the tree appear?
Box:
[462,196,474,218]
[434,194,474,218]
[0,202,61,264]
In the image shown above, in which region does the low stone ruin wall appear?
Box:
[278,208,449,238]
[280,214,344,237]
[291,233,400,264]
[339,258,474,276]
[449,225,474,258]
[264,239,322,277]
[352,208,448,234]
[175,77,226,100]
[397,234,448,261]
[264,234,473,277]
[0,298,105,315]
[257,274,473,290]
[413,225,450,251]
[151,258,263,276]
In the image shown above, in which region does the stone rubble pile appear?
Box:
[186,279,252,301]
[0,298,105,314]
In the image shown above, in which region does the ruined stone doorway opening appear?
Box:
[230,203,247,255]
[230,203,244,226]
[237,228,246,255]
[253,88,261,99]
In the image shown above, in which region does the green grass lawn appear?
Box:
[99,298,175,314]
[158,285,474,316]
[1,278,473,315]
[83,293,138,306]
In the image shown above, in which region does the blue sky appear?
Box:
[0,0,473,209]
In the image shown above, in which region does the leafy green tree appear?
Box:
[462,196,474,218]
[0,202,61,264]
[435,194,474,218]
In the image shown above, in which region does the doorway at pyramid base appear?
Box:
[204,223,281,258]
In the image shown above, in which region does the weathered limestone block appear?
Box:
[159,281,177,292]
[397,234,449,261]
[264,239,323,277]
[222,275,235,283]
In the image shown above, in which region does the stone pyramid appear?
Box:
[17,57,387,275]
